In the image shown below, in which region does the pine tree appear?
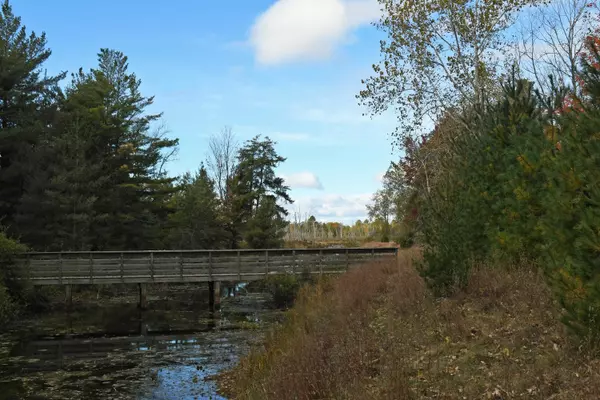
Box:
[168,166,225,249]
[244,196,287,249]
[0,1,64,230]
[80,49,179,250]
[16,69,112,250]
[536,38,600,346]
[416,73,547,293]
[18,49,179,250]
[227,135,293,249]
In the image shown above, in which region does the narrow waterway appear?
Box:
[0,284,279,400]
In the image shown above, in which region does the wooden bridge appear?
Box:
[16,247,398,309]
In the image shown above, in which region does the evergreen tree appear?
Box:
[0,1,64,230]
[416,73,546,294]
[536,39,600,346]
[168,166,225,249]
[227,135,293,249]
[16,71,110,250]
[244,196,287,249]
[17,49,179,250]
[80,49,179,250]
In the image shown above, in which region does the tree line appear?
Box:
[363,0,600,347]
[285,214,409,244]
[285,215,373,242]
[0,1,295,321]
[0,1,293,254]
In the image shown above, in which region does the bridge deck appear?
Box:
[17,247,398,285]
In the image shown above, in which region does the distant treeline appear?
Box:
[284,215,411,245]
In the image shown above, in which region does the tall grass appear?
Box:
[219,249,600,399]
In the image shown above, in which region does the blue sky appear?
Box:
[15,0,398,224]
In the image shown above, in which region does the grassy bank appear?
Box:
[218,249,600,399]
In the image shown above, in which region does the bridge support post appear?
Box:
[65,284,72,308]
[138,283,147,310]
[208,281,221,312]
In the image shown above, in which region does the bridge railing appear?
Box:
[17,247,398,285]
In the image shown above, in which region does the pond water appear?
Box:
[0,285,279,400]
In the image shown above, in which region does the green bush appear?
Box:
[263,274,303,308]
[0,229,27,326]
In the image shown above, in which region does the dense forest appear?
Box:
[363,0,600,346]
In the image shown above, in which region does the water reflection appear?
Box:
[0,290,276,400]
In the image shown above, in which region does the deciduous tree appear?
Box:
[206,126,238,201]
[358,0,535,146]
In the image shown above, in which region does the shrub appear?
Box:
[0,228,27,325]
[263,273,303,308]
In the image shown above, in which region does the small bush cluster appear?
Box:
[258,270,320,309]
[263,274,303,308]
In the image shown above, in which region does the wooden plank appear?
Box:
[180,256,210,262]
[179,251,184,280]
[265,250,269,277]
[150,252,154,282]
[237,250,241,281]
[210,251,213,281]
[89,253,93,284]
[120,253,124,282]
[319,249,323,276]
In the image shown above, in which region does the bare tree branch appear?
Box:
[205,126,239,200]
[151,120,179,176]
[516,0,596,96]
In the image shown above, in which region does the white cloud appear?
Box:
[287,193,371,223]
[249,0,381,65]
[282,172,324,190]
[375,171,385,183]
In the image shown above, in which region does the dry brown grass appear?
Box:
[218,249,600,399]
